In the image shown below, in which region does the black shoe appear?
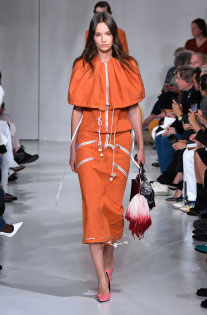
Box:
[15,146,39,164]
[187,207,199,216]
[193,229,207,235]
[151,162,159,167]
[192,234,207,241]
[4,193,18,202]
[8,173,17,182]
[19,153,39,164]
[197,288,207,297]
[193,220,207,231]
[201,299,207,308]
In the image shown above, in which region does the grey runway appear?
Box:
[0,141,206,315]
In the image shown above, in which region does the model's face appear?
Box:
[94,22,113,53]
[175,72,192,91]
[191,23,202,38]
[95,6,107,13]
[191,55,204,67]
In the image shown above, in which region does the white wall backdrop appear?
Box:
[0,0,207,140]
[0,0,39,139]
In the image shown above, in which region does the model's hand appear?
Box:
[69,147,77,173]
[136,149,145,166]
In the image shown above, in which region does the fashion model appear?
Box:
[68,12,145,302]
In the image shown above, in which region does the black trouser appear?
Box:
[157,149,185,190]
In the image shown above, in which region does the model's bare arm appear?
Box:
[128,104,145,165]
[69,106,83,173]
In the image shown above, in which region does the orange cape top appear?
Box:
[68,57,145,111]
[85,28,129,54]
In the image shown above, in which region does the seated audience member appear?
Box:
[143,49,192,128]
[85,1,129,54]
[185,18,207,54]
[0,143,17,202]
[186,74,207,215]
[190,52,207,68]
[157,66,201,166]
[0,185,22,236]
[0,103,39,164]
[152,66,202,195]
[0,73,39,164]
[193,67,207,117]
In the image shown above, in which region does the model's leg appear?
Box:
[89,243,110,295]
[103,244,114,270]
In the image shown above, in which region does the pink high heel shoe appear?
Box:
[97,272,111,302]
[105,268,113,281]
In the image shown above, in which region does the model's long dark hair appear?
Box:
[192,18,207,37]
[73,12,137,72]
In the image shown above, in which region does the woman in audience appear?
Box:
[185,18,207,54]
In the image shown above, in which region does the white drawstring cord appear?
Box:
[109,129,117,181]
[97,110,103,157]
[103,109,117,181]
[109,233,151,248]
[55,115,83,210]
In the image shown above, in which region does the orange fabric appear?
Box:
[76,130,132,244]
[68,57,145,110]
[85,28,129,54]
[79,107,133,133]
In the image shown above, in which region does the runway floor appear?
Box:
[0,141,206,315]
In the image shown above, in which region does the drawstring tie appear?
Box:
[97,110,103,157]
[102,108,117,181]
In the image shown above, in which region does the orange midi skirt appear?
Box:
[76,130,132,244]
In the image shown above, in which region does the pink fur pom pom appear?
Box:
[125,193,152,239]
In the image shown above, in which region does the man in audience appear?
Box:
[190,52,207,68]
[143,50,191,129]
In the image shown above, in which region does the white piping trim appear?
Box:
[76,140,97,149]
[113,163,128,177]
[77,157,94,169]
[116,144,131,156]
